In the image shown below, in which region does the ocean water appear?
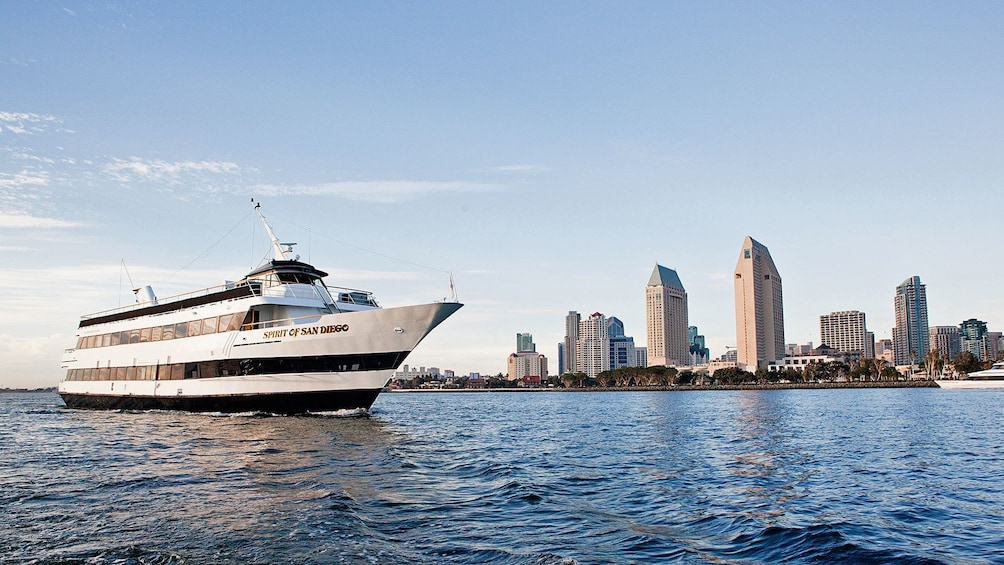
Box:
[2,389,1002,564]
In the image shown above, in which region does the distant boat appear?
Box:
[935,361,1004,389]
[58,203,462,413]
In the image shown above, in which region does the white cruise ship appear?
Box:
[58,204,462,413]
[936,362,1004,389]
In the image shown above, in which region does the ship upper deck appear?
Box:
[79,260,379,328]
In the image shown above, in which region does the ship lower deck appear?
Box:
[59,387,382,414]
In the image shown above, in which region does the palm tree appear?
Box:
[924,348,943,379]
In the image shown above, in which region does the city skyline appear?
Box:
[3,3,1004,387]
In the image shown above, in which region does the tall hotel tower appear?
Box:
[645,264,689,366]
[892,276,929,366]
[734,236,784,369]
[819,310,868,354]
[563,311,581,374]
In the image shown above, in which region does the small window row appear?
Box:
[75,312,245,350]
[65,359,244,382]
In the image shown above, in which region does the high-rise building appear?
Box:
[688,325,709,365]
[892,276,929,366]
[507,352,548,381]
[875,338,895,363]
[516,333,535,353]
[576,312,610,378]
[960,318,990,361]
[865,331,876,359]
[734,236,784,369]
[607,316,639,370]
[819,310,868,354]
[988,332,1002,362]
[563,311,580,374]
[635,347,648,367]
[646,264,689,366]
[557,342,566,376]
[930,326,961,361]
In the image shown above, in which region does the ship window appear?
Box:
[202,317,218,335]
[219,313,238,332]
[101,334,112,347]
[171,364,184,380]
[129,330,140,344]
[98,367,110,380]
[126,366,137,380]
[135,366,147,380]
[198,361,219,379]
[241,309,260,330]
[115,366,127,380]
[76,337,84,349]
[111,332,122,346]
[151,325,163,341]
[188,320,202,337]
[140,327,152,343]
[162,324,175,340]
[184,362,199,379]
[175,322,188,339]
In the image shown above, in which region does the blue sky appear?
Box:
[2,2,1003,387]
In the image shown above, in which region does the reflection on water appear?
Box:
[2,389,1003,564]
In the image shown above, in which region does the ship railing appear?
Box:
[244,313,325,330]
[81,279,378,321]
[80,280,263,321]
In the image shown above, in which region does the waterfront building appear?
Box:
[930,326,961,362]
[865,331,875,359]
[516,333,535,353]
[577,312,610,378]
[819,310,868,355]
[768,344,862,374]
[607,316,639,370]
[875,338,895,364]
[563,311,580,374]
[557,342,565,376]
[635,346,648,367]
[734,236,785,369]
[960,318,991,361]
[688,326,709,365]
[892,276,929,366]
[507,351,548,381]
[988,332,1002,361]
[645,264,689,366]
[787,343,813,356]
[392,365,442,381]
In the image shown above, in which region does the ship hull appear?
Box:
[60,387,382,414]
[935,379,1004,390]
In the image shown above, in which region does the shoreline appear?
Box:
[389,381,939,393]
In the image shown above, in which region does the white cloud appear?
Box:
[0,170,49,189]
[0,112,60,134]
[104,157,241,184]
[253,180,495,203]
[0,212,80,229]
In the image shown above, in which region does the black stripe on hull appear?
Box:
[59,388,382,414]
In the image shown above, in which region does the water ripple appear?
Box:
[2,389,1003,563]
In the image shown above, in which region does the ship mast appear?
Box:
[253,200,297,261]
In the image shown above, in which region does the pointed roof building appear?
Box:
[646,264,689,367]
[734,236,785,370]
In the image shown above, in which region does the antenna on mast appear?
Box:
[251,198,298,262]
